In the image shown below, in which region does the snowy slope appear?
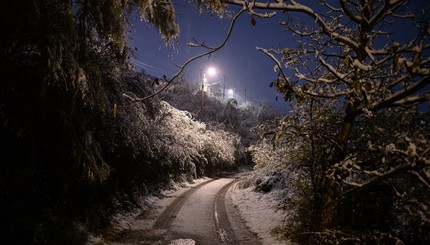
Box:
[230,184,292,245]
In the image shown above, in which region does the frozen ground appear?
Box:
[229,183,291,245]
[87,178,212,244]
[168,178,235,244]
[87,174,291,244]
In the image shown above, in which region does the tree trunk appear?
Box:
[319,105,356,230]
[319,178,337,229]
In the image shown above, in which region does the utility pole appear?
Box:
[223,74,225,99]
[198,66,216,120]
[200,70,204,120]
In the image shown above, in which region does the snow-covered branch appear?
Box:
[339,0,362,24]
[257,47,295,93]
[318,57,351,84]
[228,0,360,50]
[370,75,430,111]
[341,161,410,193]
[131,8,246,101]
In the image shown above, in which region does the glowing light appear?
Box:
[207,67,217,76]
[228,88,234,96]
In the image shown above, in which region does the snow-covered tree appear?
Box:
[209,0,430,242]
[0,1,180,242]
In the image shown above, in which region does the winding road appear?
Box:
[114,177,261,244]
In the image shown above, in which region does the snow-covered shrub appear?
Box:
[144,101,240,178]
[329,108,430,243]
[221,0,430,243]
[160,79,277,149]
[243,127,313,243]
[245,100,345,241]
[249,101,430,244]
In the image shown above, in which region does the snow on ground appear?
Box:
[114,177,212,231]
[170,178,235,243]
[86,177,212,244]
[87,174,292,245]
[230,183,292,245]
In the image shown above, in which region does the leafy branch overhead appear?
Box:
[218,0,430,241]
[130,1,430,209]
[126,7,247,101]
[131,3,430,238]
[229,0,430,110]
[133,0,430,112]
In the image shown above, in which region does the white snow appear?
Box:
[230,184,292,245]
[87,175,292,245]
[353,59,372,71]
[121,178,213,232]
[168,239,196,245]
[407,142,417,157]
[170,178,234,243]
[87,234,104,245]
[86,178,212,245]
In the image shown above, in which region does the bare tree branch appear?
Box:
[256,46,296,96]
[341,161,411,196]
[228,0,360,50]
[370,75,430,111]
[124,8,246,102]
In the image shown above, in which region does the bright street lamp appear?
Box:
[200,66,217,119]
[228,88,234,98]
[207,67,216,76]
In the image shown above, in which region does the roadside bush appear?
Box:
[146,101,240,177]
[248,105,430,244]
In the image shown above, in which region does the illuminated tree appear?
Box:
[215,0,430,242]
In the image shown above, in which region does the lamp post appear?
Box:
[199,67,216,120]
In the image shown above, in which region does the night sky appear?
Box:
[128,1,292,111]
[127,1,428,112]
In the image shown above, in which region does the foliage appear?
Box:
[193,0,227,15]
[0,0,216,244]
[251,102,430,243]
[219,0,430,243]
[160,79,277,146]
[143,100,240,178]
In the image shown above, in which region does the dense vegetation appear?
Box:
[0,1,275,243]
[159,79,276,145]
[0,1,246,243]
[227,0,430,243]
[2,1,429,244]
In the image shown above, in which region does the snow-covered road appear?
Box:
[159,178,260,244]
[167,178,233,243]
[108,177,261,245]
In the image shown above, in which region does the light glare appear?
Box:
[207,67,216,76]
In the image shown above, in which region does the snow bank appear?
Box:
[230,183,293,245]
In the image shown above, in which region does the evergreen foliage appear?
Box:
[0,0,233,243]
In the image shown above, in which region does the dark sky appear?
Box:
[128,1,292,111]
[127,1,428,112]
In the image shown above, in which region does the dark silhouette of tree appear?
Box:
[215,0,430,243]
[0,1,181,243]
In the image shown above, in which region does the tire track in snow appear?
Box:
[163,177,261,244]
[153,178,217,230]
[214,180,238,244]
[114,176,260,244]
